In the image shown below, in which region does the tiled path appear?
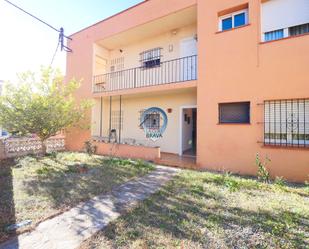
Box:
[0,166,180,249]
[155,152,197,169]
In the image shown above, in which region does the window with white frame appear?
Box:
[219,9,248,31]
[261,0,309,42]
[264,99,309,147]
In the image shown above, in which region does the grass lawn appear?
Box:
[0,152,154,243]
[81,170,309,249]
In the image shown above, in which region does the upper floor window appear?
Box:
[261,0,309,42]
[140,48,162,69]
[264,99,309,147]
[264,29,284,42]
[219,9,248,31]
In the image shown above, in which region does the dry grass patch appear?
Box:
[0,152,154,243]
[81,171,309,249]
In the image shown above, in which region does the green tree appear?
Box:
[0,68,91,154]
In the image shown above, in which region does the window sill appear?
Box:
[217,123,251,125]
[259,143,309,151]
[260,32,309,45]
[216,23,251,34]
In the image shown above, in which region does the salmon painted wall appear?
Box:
[197,0,309,182]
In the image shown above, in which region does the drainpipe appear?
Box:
[99,97,103,137]
[119,95,122,143]
[109,96,112,142]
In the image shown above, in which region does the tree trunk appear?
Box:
[41,140,47,155]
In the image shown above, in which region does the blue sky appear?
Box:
[0,0,143,81]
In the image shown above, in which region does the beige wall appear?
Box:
[93,24,197,75]
[92,89,196,154]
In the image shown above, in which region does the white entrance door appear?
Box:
[180,37,197,81]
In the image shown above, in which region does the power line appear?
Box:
[50,40,60,67]
[3,0,72,53]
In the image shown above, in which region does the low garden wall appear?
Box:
[0,135,65,159]
[93,141,161,161]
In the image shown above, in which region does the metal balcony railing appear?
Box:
[93,55,197,93]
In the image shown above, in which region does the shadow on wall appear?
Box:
[0,159,18,246]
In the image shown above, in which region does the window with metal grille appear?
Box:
[140,48,162,69]
[144,114,160,129]
[139,110,160,130]
[264,99,309,147]
[219,102,250,124]
[289,23,309,36]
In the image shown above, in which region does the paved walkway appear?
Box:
[0,165,180,249]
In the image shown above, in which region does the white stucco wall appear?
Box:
[94,24,197,74]
[92,89,197,154]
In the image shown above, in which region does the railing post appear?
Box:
[134,68,137,88]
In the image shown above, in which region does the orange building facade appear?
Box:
[66,0,309,182]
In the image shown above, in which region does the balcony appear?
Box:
[93,55,197,93]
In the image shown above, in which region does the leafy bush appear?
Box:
[274,176,286,187]
[214,172,240,192]
[256,153,271,183]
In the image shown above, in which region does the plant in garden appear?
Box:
[84,140,97,155]
[274,176,286,187]
[0,68,92,154]
[256,153,271,183]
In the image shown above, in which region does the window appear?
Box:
[140,48,162,69]
[219,9,248,31]
[261,0,309,42]
[289,23,309,36]
[219,102,250,124]
[146,114,160,129]
[263,23,309,42]
[139,110,161,130]
[222,17,233,31]
[264,99,309,147]
[264,29,284,42]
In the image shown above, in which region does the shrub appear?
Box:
[214,172,240,192]
[274,176,286,187]
[256,153,271,183]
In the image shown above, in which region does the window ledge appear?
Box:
[216,23,251,34]
[259,143,309,151]
[260,32,309,44]
[217,123,251,125]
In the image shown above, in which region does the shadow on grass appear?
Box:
[85,174,308,249]
[21,156,149,209]
[0,159,18,246]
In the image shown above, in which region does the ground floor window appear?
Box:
[264,99,309,147]
[219,102,250,124]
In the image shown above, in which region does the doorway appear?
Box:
[180,106,197,157]
[180,37,198,81]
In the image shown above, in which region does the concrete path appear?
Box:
[0,165,180,249]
